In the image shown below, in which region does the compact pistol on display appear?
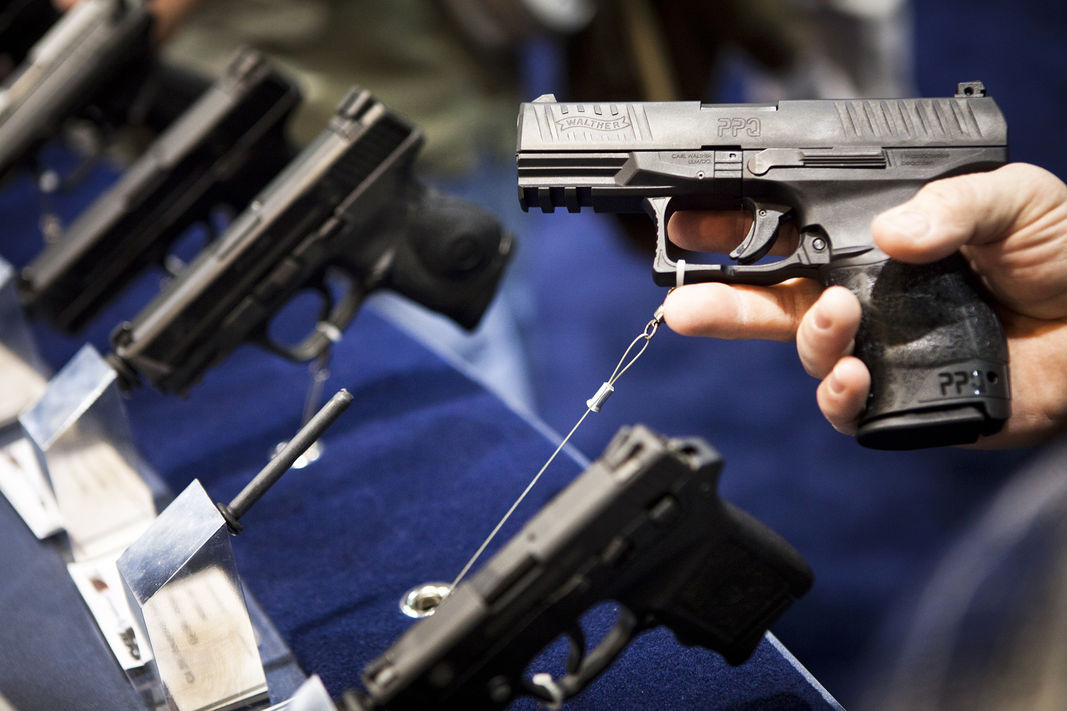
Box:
[18,48,300,333]
[344,424,812,710]
[107,87,514,395]
[517,83,1010,450]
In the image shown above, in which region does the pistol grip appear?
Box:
[387,188,514,330]
[827,255,1010,449]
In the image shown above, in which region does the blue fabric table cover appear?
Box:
[0,477,147,711]
[0,157,838,709]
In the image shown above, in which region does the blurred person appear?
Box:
[862,434,1067,710]
[742,0,916,101]
[161,0,564,171]
[52,0,200,40]
[565,0,913,104]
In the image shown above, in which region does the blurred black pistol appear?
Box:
[108,87,514,395]
[19,47,300,332]
[345,424,812,710]
[0,0,153,179]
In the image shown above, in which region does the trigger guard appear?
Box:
[519,608,638,705]
[310,281,334,323]
[263,273,367,362]
[556,606,639,699]
[565,622,587,675]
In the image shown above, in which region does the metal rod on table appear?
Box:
[218,388,353,532]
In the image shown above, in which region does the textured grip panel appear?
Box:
[387,188,513,331]
[828,255,1009,449]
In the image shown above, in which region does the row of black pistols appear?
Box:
[0,2,812,708]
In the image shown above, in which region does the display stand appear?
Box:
[118,480,270,711]
[0,257,49,428]
[266,676,332,711]
[19,343,165,561]
[115,390,353,711]
[15,344,171,693]
[7,344,312,710]
[0,256,60,538]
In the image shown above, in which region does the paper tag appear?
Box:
[0,342,47,427]
[47,438,156,561]
[141,566,268,711]
[68,556,154,671]
[0,437,63,538]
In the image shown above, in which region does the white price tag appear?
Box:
[47,438,155,561]
[140,566,268,710]
[0,342,47,427]
[68,556,154,671]
[0,437,63,538]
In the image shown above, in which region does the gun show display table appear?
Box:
[0,155,839,709]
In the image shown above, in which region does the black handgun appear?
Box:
[0,0,154,180]
[0,0,60,80]
[106,87,514,395]
[18,47,300,333]
[343,424,812,710]
[517,83,1010,450]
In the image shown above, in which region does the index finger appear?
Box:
[663,278,823,342]
[667,211,750,253]
[667,210,799,257]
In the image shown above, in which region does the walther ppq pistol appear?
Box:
[107,88,513,395]
[19,48,300,333]
[517,83,1010,450]
[344,424,812,710]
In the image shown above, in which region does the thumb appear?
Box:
[871,163,1058,263]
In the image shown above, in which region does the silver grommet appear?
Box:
[399,582,452,618]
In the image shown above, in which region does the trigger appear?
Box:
[729,200,790,265]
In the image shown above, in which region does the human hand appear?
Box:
[663,163,1067,448]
